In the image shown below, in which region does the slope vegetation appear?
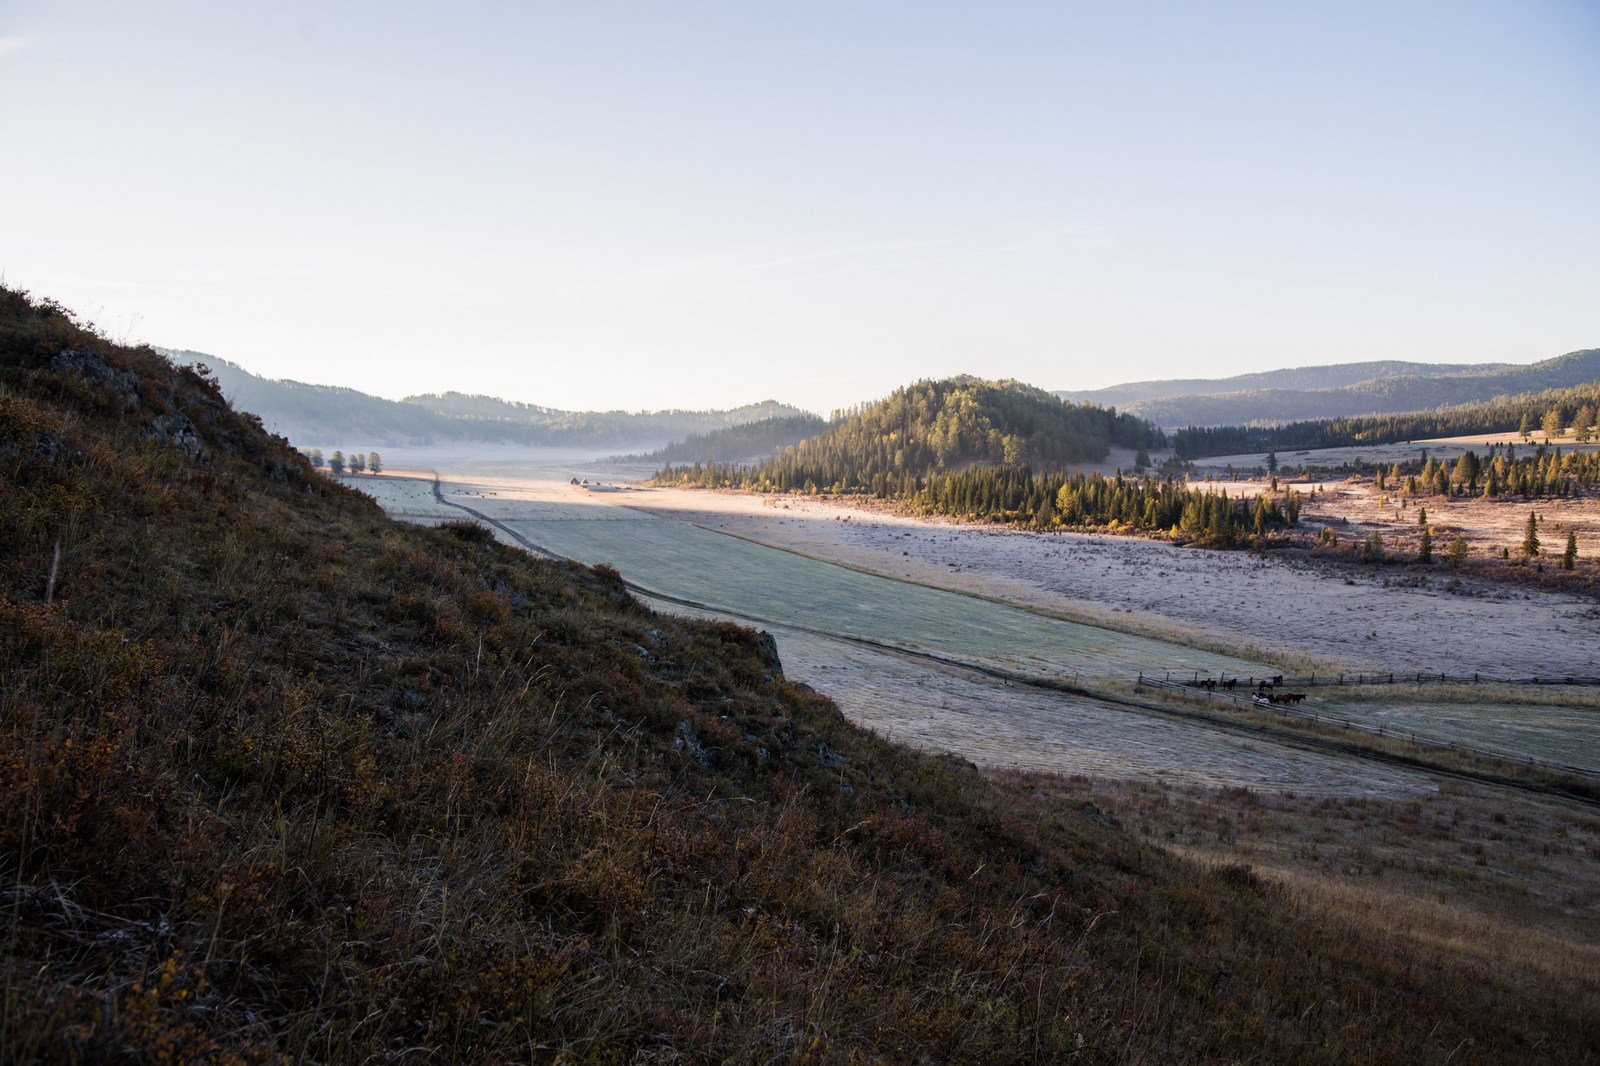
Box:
[3,291,1593,1061]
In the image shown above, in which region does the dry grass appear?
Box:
[1053,771,1600,1034]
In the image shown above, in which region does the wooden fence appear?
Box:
[1145,670,1600,689]
[1134,676,1600,781]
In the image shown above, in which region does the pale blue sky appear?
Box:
[4,2,1597,414]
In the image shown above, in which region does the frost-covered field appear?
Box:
[349,465,1597,792]
[343,474,462,518]
[504,512,1268,683]
[755,623,1435,796]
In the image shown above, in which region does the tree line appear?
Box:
[657,459,1300,547]
[302,448,382,475]
[1172,382,1600,459]
[1372,442,1600,499]
[910,467,1299,546]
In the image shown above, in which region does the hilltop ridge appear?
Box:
[164,348,806,447]
[1059,348,1600,428]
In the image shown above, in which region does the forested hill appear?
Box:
[165,349,805,447]
[1061,348,1600,429]
[637,412,832,463]
[4,289,1590,1059]
[735,376,1160,494]
[1173,377,1600,459]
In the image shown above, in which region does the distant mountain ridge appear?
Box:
[163,349,805,447]
[1057,349,1600,428]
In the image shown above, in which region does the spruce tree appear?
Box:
[1523,512,1540,557]
[1418,524,1433,563]
[1564,531,1578,570]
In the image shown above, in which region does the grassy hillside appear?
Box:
[4,290,1595,1060]
[170,349,806,448]
[1063,349,1600,429]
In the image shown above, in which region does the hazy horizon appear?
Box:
[183,342,1595,422]
[4,2,1597,415]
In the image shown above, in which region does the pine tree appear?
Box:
[1446,535,1470,568]
[1418,524,1433,564]
[1543,408,1564,442]
[1575,406,1596,443]
[1523,512,1540,557]
[1564,531,1578,570]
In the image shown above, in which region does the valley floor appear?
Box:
[360,449,1600,794]
[606,482,1600,679]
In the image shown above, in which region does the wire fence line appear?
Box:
[1134,676,1600,781]
[1143,670,1600,689]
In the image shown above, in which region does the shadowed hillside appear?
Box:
[5,290,1595,1061]
[637,412,833,464]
